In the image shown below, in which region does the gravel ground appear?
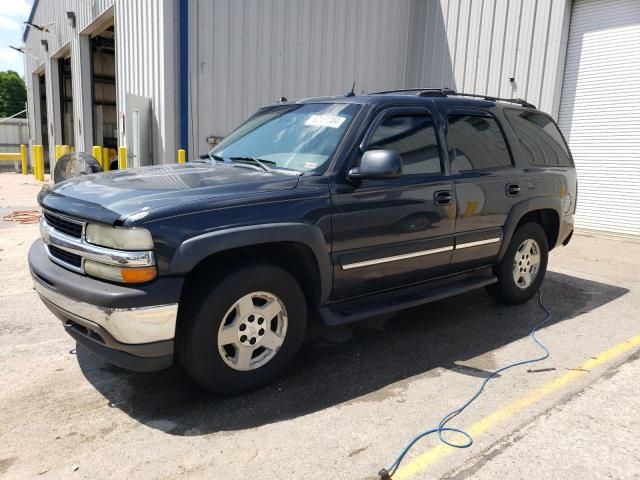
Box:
[0,172,639,480]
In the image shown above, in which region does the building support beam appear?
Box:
[179,0,189,156]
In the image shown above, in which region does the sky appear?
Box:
[0,0,34,77]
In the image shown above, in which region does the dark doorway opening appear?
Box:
[38,73,49,152]
[90,24,117,168]
[58,56,74,147]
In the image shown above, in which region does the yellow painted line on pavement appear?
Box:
[393,333,640,480]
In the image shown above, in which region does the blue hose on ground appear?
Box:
[380,289,553,479]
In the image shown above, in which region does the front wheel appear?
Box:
[177,263,307,393]
[486,222,549,304]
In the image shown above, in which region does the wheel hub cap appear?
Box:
[217,291,288,371]
[237,314,266,346]
[512,238,541,289]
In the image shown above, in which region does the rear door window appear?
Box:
[447,114,512,171]
[504,109,573,167]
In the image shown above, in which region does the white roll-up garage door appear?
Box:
[558,0,640,236]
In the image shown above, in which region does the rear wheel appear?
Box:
[177,263,307,393]
[487,222,549,304]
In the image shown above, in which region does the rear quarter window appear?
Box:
[447,114,513,171]
[504,109,573,167]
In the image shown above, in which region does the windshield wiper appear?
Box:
[199,153,224,164]
[228,156,276,172]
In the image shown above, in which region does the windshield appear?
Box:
[210,103,361,173]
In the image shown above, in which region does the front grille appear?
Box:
[43,211,83,238]
[49,245,82,268]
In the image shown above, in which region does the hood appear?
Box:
[39,163,300,224]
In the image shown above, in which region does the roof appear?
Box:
[22,0,40,43]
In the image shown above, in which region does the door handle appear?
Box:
[506,183,521,197]
[434,190,454,206]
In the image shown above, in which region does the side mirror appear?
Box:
[348,149,403,181]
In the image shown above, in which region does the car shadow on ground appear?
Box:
[77,271,628,435]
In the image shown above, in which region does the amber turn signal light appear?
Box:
[120,266,157,283]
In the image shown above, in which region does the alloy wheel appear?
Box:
[512,238,541,289]
[217,291,288,371]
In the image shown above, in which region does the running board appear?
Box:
[319,268,497,326]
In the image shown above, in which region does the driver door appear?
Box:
[330,106,455,299]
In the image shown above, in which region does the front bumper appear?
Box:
[29,239,183,372]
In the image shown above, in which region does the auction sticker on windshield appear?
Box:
[305,115,347,129]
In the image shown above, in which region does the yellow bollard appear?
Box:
[32,145,39,179]
[31,145,38,179]
[38,145,45,181]
[20,144,27,175]
[118,146,127,170]
[102,148,110,172]
[92,146,103,169]
[178,149,186,164]
[62,145,70,156]
[55,145,62,161]
[34,145,44,181]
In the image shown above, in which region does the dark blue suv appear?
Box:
[29,88,576,393]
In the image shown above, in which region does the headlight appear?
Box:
[85,260,157,283]
[86,223,154,250]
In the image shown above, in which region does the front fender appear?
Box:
[169,223,332,303]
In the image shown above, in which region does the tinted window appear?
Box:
[448,114,512,170]
[504,109,572,167]
[367,114,442,175]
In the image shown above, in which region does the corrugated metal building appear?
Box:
[22,0,640,235]
[0,118,29,154]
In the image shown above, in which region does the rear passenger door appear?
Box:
[444,107,520,270]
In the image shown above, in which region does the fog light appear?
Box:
[85,260,157,283]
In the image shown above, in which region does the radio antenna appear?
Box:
[345,81,356,97]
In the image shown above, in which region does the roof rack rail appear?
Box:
[366,87,455,96]
[416,88,457,97]
[366,87,536,109]
[449,92,536,109]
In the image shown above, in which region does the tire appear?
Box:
[177,263,307,393]
[486,222,549,305]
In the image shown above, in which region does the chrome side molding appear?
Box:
[341,236,502,270]
[342,246,454,270]
[455,237,501,249]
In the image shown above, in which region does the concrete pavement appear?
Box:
[1,172,639,480]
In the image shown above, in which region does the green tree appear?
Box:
[0,70,27,118]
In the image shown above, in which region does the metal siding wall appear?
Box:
[558,0,640,235]
[0,120,29,153]
[24,0,177,165]
[189,0,413,156]
[115,0,179,164]
[411,0,572,117]
[24,0,114,162]
[23,0,576,165]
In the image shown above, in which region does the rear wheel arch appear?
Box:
[498,199,562,262]
[515,209,559,251]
